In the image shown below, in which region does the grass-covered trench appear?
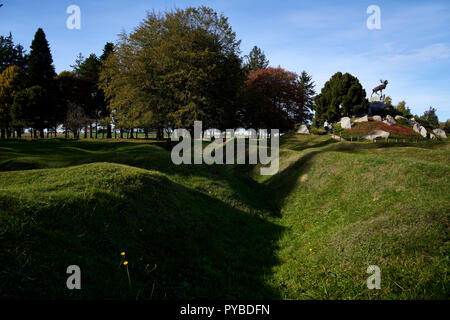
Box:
[0,135,448,299]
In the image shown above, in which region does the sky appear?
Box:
[1,0,449,120]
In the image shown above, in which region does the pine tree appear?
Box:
[297,71,315,124]
[28,28,56,137]
[0,33,27,73]
[28,28,56,90]
[244,46,269,72]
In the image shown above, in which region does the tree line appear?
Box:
[1,6,446,140]
[0,7,316,140]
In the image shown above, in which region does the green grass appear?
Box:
[0,135,448,299]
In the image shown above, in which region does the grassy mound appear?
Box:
[263,134,449,299]
[340,120,425,141]
[0,136,448,299]
[0,159,281,299]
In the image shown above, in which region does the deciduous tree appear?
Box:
[0,65,27,138]
[243,67,311,132]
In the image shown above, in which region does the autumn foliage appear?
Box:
[243,67,309,131]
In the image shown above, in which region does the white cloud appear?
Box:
[388,43,450,63]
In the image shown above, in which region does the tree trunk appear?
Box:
[120,128,123,139]
[89,124,93,138]
[130,128,134,139]
[157,127,164,140]
[144,128,148,139]
[40,129,44,139]
[95,121,98,139]
[107,124,112,139]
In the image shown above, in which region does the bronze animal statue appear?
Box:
[372,80,388,96]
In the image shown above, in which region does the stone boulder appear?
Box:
[383,115,397,126]
[354,115,368,123]
[433,128,447,139]
[340,117,353,129]
[395,115,408,122]
[430,133,437,140]
[362,130,390,141]
[297,124,310,135]
[413,123,421,133]
[419,126,428,138]
[373,115,382,122]
[408,118,417,126]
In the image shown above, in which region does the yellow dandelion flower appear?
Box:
[309,248,313,252]
[120,252,125,256]
[123,261,128,266]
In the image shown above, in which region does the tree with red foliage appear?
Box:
[242,67,311,132]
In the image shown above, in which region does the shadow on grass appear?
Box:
[0,167,284,299]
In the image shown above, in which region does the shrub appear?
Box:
[333,123,344,136]
[310,126,327,135]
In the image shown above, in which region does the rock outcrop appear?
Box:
[433,128,447,139]
[362,130,390,141]
[373,115,382,122]
[340,117,353,129]
[395,115,407,121]
[383,115,397,126]
[297,124,310,135]
[354,115,368,123]
[420,126,428,138]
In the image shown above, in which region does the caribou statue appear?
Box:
[372,80,388,97]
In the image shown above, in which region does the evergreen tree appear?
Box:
[422,107,439,129]
[73,53,102,137]
[296,71,315,124]
[244,46,269,72]
[314,72,368,124]
[28,28,56,90]
[28,28,56,136]
[0,33,27,73]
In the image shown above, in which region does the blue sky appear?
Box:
[1,0,449,120]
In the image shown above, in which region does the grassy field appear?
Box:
[0,135,448,299]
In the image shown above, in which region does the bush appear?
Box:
[415,117,433,130]
[310,126,327,135]
[333,123,344,136]
[395,118,409,126]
